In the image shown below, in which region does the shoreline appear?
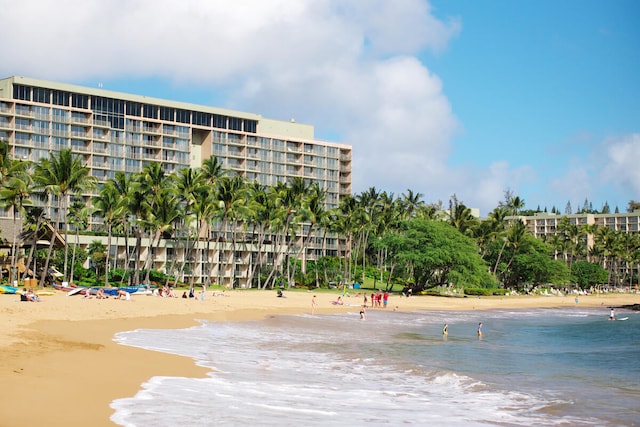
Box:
[0,290,637,426]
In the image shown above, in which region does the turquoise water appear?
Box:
[111,306,639,426]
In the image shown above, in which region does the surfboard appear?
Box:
[67,287,85,296]
[618,317,629,321]
[36,291,56,297]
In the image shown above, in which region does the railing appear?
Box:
[71,115,90,124]
[93,119,111,127]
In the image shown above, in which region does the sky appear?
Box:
[2,0,639,216]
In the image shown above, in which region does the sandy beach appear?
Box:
[0,289,637,427]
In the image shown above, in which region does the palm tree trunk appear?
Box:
[70,228,79,284]
[38,233,56,287]
[105,226,112,287]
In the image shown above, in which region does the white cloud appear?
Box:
[601,134,640,196]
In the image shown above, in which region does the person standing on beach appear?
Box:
[311,295,318,315]
[383,291,389,308]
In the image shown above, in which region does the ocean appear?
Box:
[111,305,639,426]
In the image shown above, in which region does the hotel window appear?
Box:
[176,109,190,124]
[33,87,49,104]
[15,132,30,143]
[143,104,158,119]
[13,85,30,101]
[213,114,227,129]
[16,104,31,116]
[33,120,49,134]
[160,107,174,121]
[52,90,70,106]
[52,137,68,150]
[244,119,257,133]
[212,131,225,143]
[71,94,88,109]
[93,97,124,114]
[229,117,242,131]
[126,101,141,117]
[193,111,211,127]
[15,118,30,130]
[212,143,225,155]
[33,104,48,117]
[175,152,189,163]
[273,151,284,163]
[33,149,49,161]
[15,147,30,159]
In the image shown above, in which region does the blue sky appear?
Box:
[2,0,638,215]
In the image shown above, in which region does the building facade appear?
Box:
[513,211,640,284]
[0,76,352,286]
[516,211,639,239]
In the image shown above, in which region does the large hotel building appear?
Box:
[0,76,352,286]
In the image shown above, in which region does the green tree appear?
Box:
[0,173,33,280]
[378,219,494,290]
[33,149,96,285]
[87,240,107,278]
[93,181,126,287]
[571,260,608,289]
[500,235,569,289]
[68,200,94,285]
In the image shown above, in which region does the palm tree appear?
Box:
[137,162,168,211]
[213,175,249,288]
[67,200,93,285]
[447,194,478,236]
[298,183,327,277]
[33,149,96,285]
[475,207,507,258]
[126,178,150,286]
[0,139,28,184]
[22,206,47,281]
[93,182,125,287]
[192,184,217,287]
[87,240,106,278]
[336,195,358,288]
[401,189,424,219]
[201,156,225,186]
[142,188,181,284]
[175,167,204,284]
[491,193,526,278]
[0,140,31,281]
[244,182,272,288]
[110,172,134,277]
[0,173,33,282]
